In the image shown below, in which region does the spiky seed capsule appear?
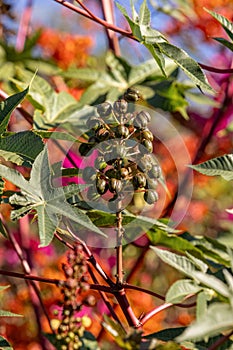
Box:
[124,88,141,102]
[120,167,129,178]
[95,127,110,141]
[86,116,102,130]
[109,178,122,193]
[94,156,107,171]
[137,110,151,123]
[132,172,147,189]
[146,178,158,190]
[144,189,159,204]
[113,99,128,114]
[105,168,118,179]
[140,139,153,153]
[96,177,108,195]
[134,113,148,129]
[141,129,153,142]
[97,102,112,117]
[149,164,161,178]
[115,125,130,138]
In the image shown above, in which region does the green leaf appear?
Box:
[166,279,203,304]
[213,37,233,52]
[189,154,233,181]
[192,271,231,298]
[33,130,79,143]
[205,9,233,41]
[0,147,105,247]
[151,247,208,279]
[143,327,186,341]
[0,335,14,349]
[0,87,29,134]
[157,42,213,92]
[147,229,203,257]
[196,290,211,322]
[0,131,44,166]
[0,310,22,317]
[176,303,233,342]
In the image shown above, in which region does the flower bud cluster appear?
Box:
[79,89,161,212]
[54,244,95,349]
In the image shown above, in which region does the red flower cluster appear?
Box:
[38,28,93,69]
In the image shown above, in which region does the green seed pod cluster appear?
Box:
[79,89,162,209]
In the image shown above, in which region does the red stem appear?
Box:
[16,0,33,51]
[139,303,172,326]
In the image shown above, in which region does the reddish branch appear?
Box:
[53,0,233,74]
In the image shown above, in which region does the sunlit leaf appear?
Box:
[192,271,231,298]
[176,303,233,342]
[0,147,105,247]
[0,87,29,134]
[166,279,203,304]
[151,247,208,279]
[0,131,44,166]
[205,9,233,41]
[189,154,233,181]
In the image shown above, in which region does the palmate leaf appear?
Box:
[12,69,82,129]
[0,147,105,247]
[176,302,233,342]
[190,154,233,181]
[0,131,44,166]
[117,1,213,92]
[0,87,29,134]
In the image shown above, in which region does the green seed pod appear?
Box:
[94,156,107,171]
[113,99,128,114]
[105,168,118,179]
[146,177,158,190]
[95,127,110,141]
[137,110,151,123]
[124,88,141,102]
[96,176,108,195]
[134,113,148,129]
[82,167,96,182]
[140,139,153,153]
[86,116,102,130]
[109,178,122,193]
[115,125,130,138]
[97,102,112,117]
[141,129,153,142]
[144,189,159,204]
[149,164,161,178]
[120,167,129,178]
[132,172,147,189]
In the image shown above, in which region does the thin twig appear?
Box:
[53,0,133,37]
[15,0,33,51]
[139,303,172,326]
[123,283,196,308]
[100,0,121,55]
[207,330,233,350]
[116,210,124,285]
